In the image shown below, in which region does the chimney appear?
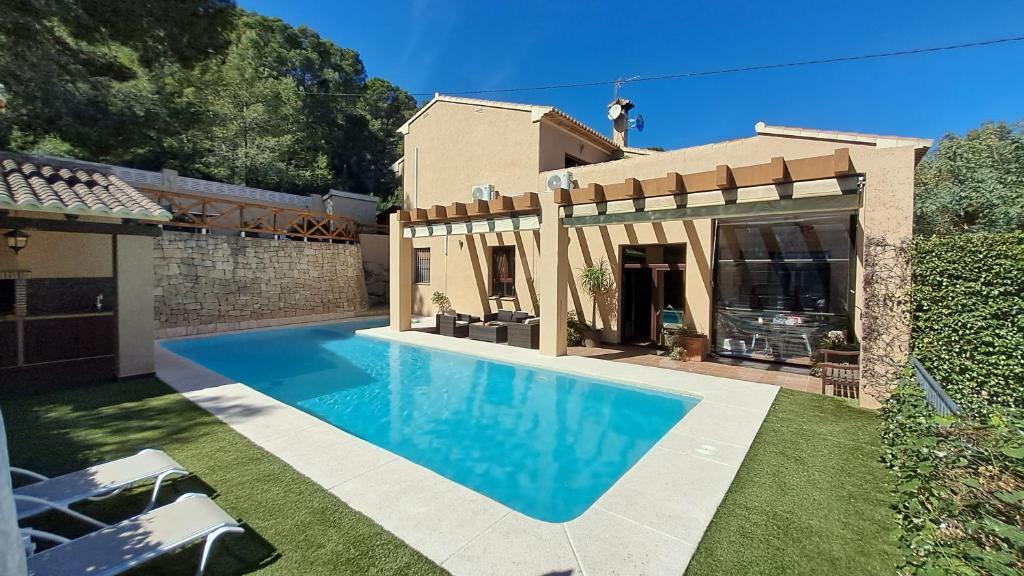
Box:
[608,97,635,147]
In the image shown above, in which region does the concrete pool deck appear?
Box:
[156,318,779,576]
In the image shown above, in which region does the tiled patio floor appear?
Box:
[568,344,822,394]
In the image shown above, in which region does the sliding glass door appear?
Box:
[712,214,855,365]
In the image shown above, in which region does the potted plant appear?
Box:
[577,258,614,347]
[431,291,452,331]
[672,326,707,362]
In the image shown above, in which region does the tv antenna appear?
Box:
[612,75,640,100]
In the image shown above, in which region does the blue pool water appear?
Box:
[162,319,699,522]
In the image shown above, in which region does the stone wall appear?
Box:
[154,232,368,338]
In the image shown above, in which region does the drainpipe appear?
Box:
[413,147,419,209]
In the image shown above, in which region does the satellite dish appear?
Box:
[607,103,622,121]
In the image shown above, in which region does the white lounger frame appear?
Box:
[12,448,188,523]
[22,493,244,576]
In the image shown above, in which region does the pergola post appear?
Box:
[389,212,412,331]
[539,193,568,356]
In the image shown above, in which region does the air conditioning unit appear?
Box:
[545,170,573,191]
[471,184,495,201]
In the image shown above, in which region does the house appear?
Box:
[388,94,932,407]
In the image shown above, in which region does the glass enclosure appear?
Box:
[713,214,854,365]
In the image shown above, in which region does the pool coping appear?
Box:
[156,318,779,576]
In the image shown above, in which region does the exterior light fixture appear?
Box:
[5,229,29,253]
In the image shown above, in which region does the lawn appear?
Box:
[685,389,900,576]
[3,377,446,576]
[3,380,898,575]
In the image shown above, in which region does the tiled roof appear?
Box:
[0,154,171,220]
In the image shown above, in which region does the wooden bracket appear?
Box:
[715,164,734,189]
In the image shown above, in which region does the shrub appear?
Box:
[430,291,452,313]
[912,232,1024,412]
[566,311,586,347]
[881,373,1024,576]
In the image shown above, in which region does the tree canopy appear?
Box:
[915,121,1024,235]
[0,1,417,201]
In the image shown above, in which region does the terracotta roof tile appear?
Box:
[0,153,170,220]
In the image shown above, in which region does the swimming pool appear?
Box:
[162,319,699,522]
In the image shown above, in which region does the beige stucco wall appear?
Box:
[410,231,541,318]
[538,122,617,173]
[0,230,112,278]
[402,102,541,208]
[360,233,390,307]
[115,234,155,377]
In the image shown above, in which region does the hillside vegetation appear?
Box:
[0,0,416,201]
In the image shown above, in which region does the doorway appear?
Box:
[620,244,686,345]
[622,267,652,343]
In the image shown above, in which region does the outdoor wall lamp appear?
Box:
[5,229,29,253]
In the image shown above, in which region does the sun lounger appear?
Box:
[13,449,187,526]
[23,492,243,576]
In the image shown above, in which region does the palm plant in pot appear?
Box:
[577,258,614,347]
[431,291,452,332]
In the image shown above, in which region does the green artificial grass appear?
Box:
[3,379,898,575]
[2,378,447,576]
[685,389,899,576]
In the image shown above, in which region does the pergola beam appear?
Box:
[563,193,860,228]
[553,148,855,206]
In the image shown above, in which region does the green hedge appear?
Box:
[881,375,1024,576]
[913,232,1024,413]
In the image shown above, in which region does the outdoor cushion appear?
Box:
[496,310,515,322]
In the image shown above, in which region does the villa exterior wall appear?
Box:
[154,232,368,338]
[539,122,617,172]
[402,102,541,209]
[544,135,921,358]
[408,231,542,318]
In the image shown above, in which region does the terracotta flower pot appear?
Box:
[679,336,707,361]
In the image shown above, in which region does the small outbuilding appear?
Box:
[0,153,170,392]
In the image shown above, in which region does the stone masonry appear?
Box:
[154,231,369,338]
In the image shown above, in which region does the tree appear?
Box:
[0,3,416,200]
[0,0,235,160]
[915,121,1024,235]
[187,21,330,191]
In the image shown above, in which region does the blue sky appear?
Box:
[239,0,1024,150]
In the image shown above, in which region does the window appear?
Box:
[491,246,516,297]
[564,154,589,168]
[712,214,855,364]
[0,280,14,316]
[414,248,430,284]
